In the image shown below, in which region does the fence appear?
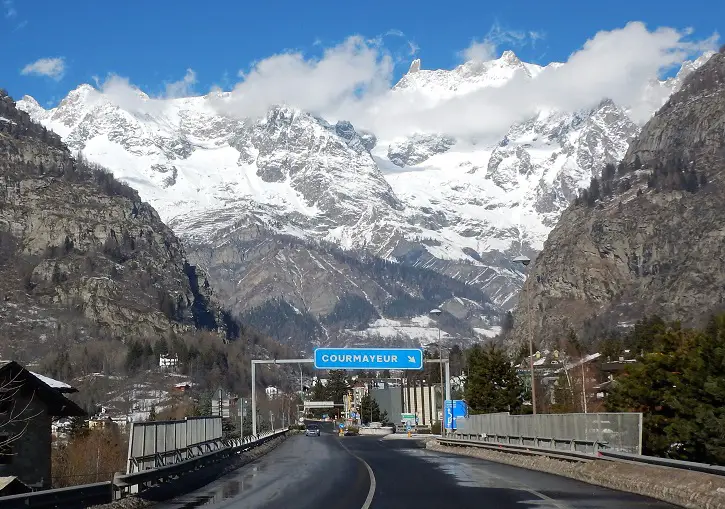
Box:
[127,416,223,474]
[455,412,642,454]
[0,428,289,509]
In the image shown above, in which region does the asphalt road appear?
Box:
[155,422,678,509]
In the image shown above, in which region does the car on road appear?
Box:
[305,424,321,436]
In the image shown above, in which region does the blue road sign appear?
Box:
[314,348,423,370]
[444,400,468,429]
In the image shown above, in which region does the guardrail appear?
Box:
[0,428,288,509]
[451,431,608,455]
[114,428,286,499]
[0,481,113,509]
[441,434,725,476]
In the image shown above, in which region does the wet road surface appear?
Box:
[156,422,678,509]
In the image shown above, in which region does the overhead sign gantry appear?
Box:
[250,347,449,435]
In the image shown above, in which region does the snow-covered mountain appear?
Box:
[16,50,712,350]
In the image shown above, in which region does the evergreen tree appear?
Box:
[125,341,144,374]
[67,415,89,439]
[587,178,600,206]
[464,344,524,414]
[551,372,576,413]
[606,315,725,463]
[154,337,169,357]
[359,394,387,424]
[325,370,350,405]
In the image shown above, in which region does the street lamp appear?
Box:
[429,308,445,436]
[513,255,537,415]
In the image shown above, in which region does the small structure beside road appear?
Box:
[0,361,85,489]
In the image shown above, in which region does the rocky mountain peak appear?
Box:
[408,58,421,74]
[500,50,521,66]
[0,89,242,358]
[14,51,714,351]
[511,50,725,350]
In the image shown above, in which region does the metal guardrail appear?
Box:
[114,428,287,499]
[0,428,288,509]
[0,481,112,509]
[441,436,600,462]
[451,431,608,455]
[441,435,725,476]
[599,450,725,476]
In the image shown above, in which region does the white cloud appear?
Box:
[21,57,66,80]
[210,22,716,140]
[3,0,16,18]
[99,74,157,114]
[164,68,197,98]
[458,22,542,63]
[460,40,497,62]
[210,35,394,119]
[81,22,717,143]
[343,22,718,138]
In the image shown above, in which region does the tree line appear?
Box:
[574,154,708,208]
[605,313,725,464]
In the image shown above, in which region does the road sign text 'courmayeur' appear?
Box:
[314,348,423,370]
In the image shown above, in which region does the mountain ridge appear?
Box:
[15,50,714,349]
[509,49,725,350]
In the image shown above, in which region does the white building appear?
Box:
[159,354,178,370]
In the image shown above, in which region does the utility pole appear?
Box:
[513,255,537,415]
[240,398,245,440]
[429,308,444,435]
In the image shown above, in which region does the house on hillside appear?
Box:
[0,361,85,489]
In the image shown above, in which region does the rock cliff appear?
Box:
[0,89,232,360]
[510,49,725,349]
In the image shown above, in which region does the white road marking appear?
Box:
[338,440,377,509]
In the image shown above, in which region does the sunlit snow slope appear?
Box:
[16,51,712,348]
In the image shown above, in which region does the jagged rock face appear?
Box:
[13,51,713,351]
[184,222,500,352]
[237,107,401,220]
[387,134,456,167]
[486,145,533,190]
[511,52,725,349]
[0,90,225,355]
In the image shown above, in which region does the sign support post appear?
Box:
[250,349,441,436]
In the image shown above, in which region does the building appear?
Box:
[0,475,31,496]
[0,361,85,489]
[159,354,179,370]
[371,379,441,427]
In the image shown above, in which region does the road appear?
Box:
[155,422,677,509]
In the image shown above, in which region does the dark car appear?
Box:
[305,424,321,436]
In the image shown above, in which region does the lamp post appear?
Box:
[429,308,445,436]
[513,255,537,415]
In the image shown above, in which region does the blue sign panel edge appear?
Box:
[313,347,423,370]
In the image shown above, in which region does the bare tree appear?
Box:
[0,371,42,457]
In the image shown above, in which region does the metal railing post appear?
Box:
[251,361,257,436]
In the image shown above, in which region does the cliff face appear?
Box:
[511,49,725,349]
[0,90,229,359]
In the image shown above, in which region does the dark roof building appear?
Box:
[0,361,85,489]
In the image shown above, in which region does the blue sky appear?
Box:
[1,0,723,107]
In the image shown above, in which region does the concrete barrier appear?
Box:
[359,426,394,436]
